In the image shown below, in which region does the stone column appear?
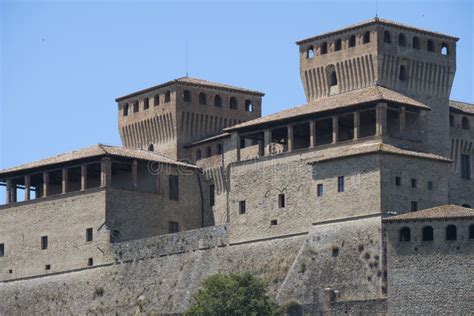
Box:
[132,160,138,190]
[309,121,316,147]
[24,175,31,201]
[376,102,388,136]
[258,140,264,157]
[11,182,17,203]
[287,124,294,152]
[354,112,360,140]
[332,116,339,143]
[81,165,87,191]
[399,106,406,135]
[5,179,12,204]
[43,172,49,197]
[236,134,241,162]
[101,157,112,187]
[264,129,272,156]
[62,168,68,194]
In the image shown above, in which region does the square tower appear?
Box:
[296,18,459,157]
[115,77,264,160]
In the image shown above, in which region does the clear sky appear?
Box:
[1,0,473,173]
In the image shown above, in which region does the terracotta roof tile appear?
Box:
[449,100,474,115]
[116,76,264,101]
[296,17,458,45]
[225,85,429,131]
[383,205,474,222]
[306,142,451,164]
[0,144,197,177]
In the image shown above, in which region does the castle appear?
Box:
[0,18,473,314]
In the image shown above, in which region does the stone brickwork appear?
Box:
[384,218,474,314]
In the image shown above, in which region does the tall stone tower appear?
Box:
[296,18,458,156]
[115,77,264,160]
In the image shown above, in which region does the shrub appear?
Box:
[185,272,281,315]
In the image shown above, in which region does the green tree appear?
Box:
[185,272,282,316]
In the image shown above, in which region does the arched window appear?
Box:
[165,91,171,103]
[440,43,449,55]
[330,71,337,86]
[206,146,212,158]
[469,224,474,240]
[196,149,202,160]
[133,101,139,113]
[229,97,238,110]
[216,143,223,155]
[148,144,154,152]
[349,35,356,48]
[245,100,254,112]
[399,227,411,242]
[154,94,160,106]
[449,114,454,127]
[398,34,406,46]
[307,46,315,59]
[335,39,342,51]
[462,204,471,208]
[214,95,222,107]
[363,31,370,44]
[321,42,328,55]
[183,90,191,102]
[461,117,470,130]
[422,226,434,241]
[123,103,129,116]
[446,225,457,241]
[199,92,207,105]
[384,31,391,43]
[399,65,407,81]
[427,39,435,52]
[412,36,420,49]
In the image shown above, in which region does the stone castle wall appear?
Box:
[385,218,474,314]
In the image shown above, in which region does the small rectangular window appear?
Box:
[395,177,401,186]
[169,221,179,233]
[209,184,215,207]
[411,201,418,212]
[169,175,179,201]
[278,194,285,208]
[461,154,471,180]
[338,176,345,192]
[270,219,278,226]
[427,181,433,191]
[45,264,51,270]
[88,258,94,266]
[411,178,417,188]
[0,243,4,257]
[239,200,246,214]
[144,98,149,109]
[86,228,93,242]
[317,184,323,197]
[41,236,48,250]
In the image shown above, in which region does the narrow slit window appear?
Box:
[278,193,285,208]
[86,228,93,242]
[337,176,345,192]
[239,200,246,214]
[209,184,215,207]
[41,236,48,250]
[317,184,323,197]
[0,243,4,257]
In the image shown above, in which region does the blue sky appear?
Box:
[1,0,473,171]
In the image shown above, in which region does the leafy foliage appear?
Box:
[185,272,281,316]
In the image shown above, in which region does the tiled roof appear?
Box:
[306,142,451,164]
[116,76,264,101]
[185,133,231,148]
[0,144,197,177]
[296,17,458,45]
[383,205,474,222]
[225,85,429,131]
[449,100,474,115]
